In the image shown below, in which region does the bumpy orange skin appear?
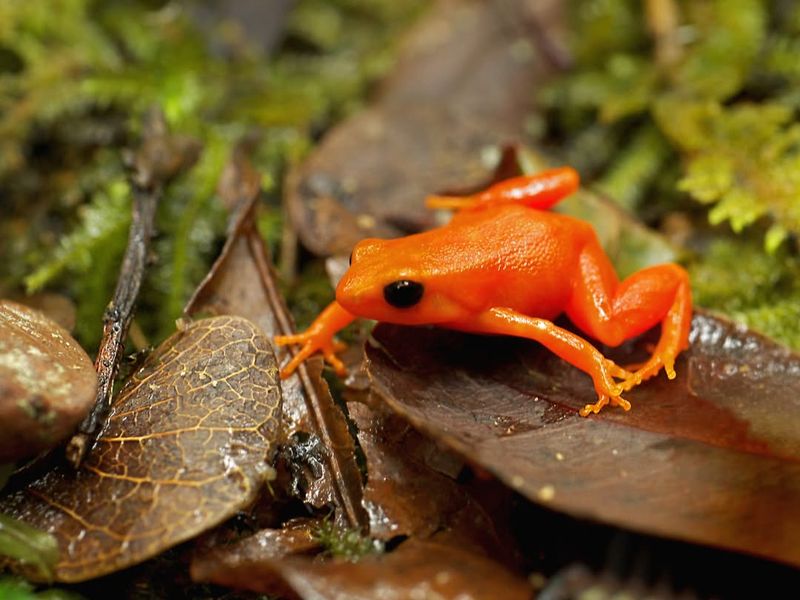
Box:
[275,167,692,416]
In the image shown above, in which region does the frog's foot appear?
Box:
[579,359,634,416]
[579,392,631,417]
[274,332,347,379]
[620,351,677,392]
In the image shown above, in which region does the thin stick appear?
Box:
[66,108,199,467]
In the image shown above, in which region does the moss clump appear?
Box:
[313,520,383,562]
[541,0,800,246]
[690,236,800,349]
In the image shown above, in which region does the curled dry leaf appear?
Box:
[0,316,281,582]
[0,300,97,462]
[191,536,532,600]
[186,154,366,529]
[366,312,800,567]
[287,0,562,256]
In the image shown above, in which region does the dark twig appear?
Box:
[66,108,200,467]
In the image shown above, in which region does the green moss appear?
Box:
[540,0,800,245]
[0,514,59,582]
[313,520,383,562]
[663,101,800,249]
[540,0,800,349]
[283,261,336,331]
[0,578,84,600]
[1,0,427,349]
[690,236,800,350]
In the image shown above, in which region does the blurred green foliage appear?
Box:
[690,236,800,349]
[0,577,84,600]
[543,0,800,349]
[0,0,424,349]
[0,514,59,582]
[542,0,798,230]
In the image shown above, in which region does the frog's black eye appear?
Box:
[383,280,424,308]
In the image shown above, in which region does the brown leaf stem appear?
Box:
[66,108,199,467]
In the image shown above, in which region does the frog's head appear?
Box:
[335,237,470,325]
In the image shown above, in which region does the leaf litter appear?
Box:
[0,316,281,582]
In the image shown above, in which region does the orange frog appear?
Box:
[276,167,691,416]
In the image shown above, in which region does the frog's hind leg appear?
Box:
[426,167,579,212]
[465,308,635,417]
[565,237,692,393]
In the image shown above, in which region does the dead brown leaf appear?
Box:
[186,154,367,529]
[0,300,97,462]
[286,0,563,257]
[1,316,281,582]
[365,312,800,567]
[191,535,533,600]
[190,519,321,582]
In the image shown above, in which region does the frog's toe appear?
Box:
[662,353,677,379]
[610,394,631,411]
[620,371,643,392]
[322,345,347,376]
[279,341,317,378]
[608,362,635,380]
[580,389,631,417]
[275,332,312,347]
[580,395,609,417]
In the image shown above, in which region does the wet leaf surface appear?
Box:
[365,312,800,567]
[0,316,281,582]
[186,155,367,529]
[287,0,563,256]
[192,535,532,600]
[0,300,97,462]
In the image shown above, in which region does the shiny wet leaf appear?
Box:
[366,312,800,567]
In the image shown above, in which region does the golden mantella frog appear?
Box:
[276,168,691,416]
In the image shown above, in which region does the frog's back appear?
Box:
[410,204,594,318]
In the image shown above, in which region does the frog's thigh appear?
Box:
[566,238,689,347]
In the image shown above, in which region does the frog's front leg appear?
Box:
[464,308,634,416]
[274,301,356,378]
[565,236,692,393]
